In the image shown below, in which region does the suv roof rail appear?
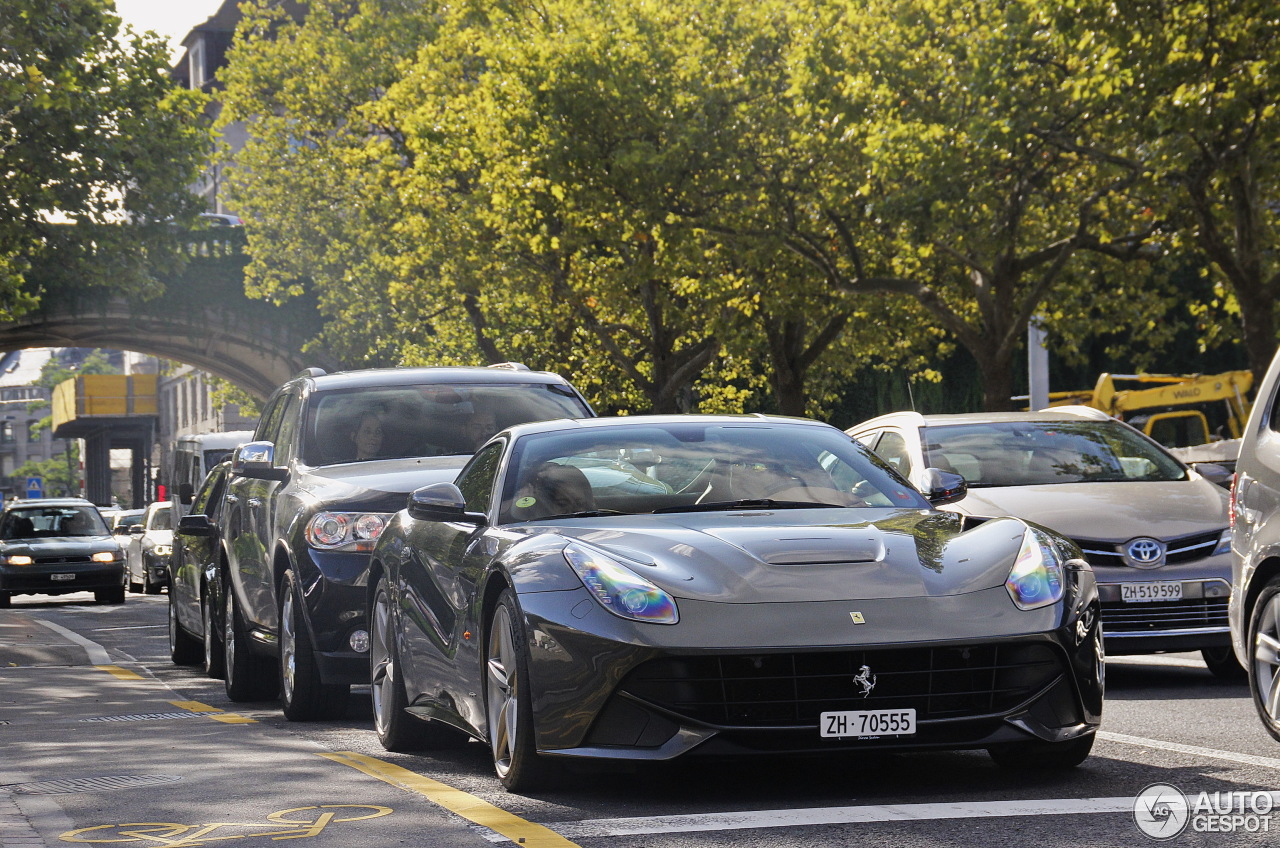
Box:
[294,367,328,379]
[487,362,531,372]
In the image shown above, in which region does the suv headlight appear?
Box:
[1006,528,1066,610]
[563,542,678,624]
[306,512,391,552]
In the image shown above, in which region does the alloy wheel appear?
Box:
[486,603,518,778]
[1254,591,1280,723]
[370,586,394,736]
[280,589,299,706]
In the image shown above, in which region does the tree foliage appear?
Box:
[0,0,212,318]
[218,0,1267,414]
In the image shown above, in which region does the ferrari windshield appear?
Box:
[922,420,1187,487]
[501,421,928,521]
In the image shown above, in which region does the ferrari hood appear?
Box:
[956,479,1229,541]
[553,509,1032,603]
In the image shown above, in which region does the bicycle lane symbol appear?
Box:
[59,804,393,846]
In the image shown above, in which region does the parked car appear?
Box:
[848,408,1239,677]
[0,498,126,607]
[125,502,173,595]
[105,508,145,537]
[222,364,595,721]
[369,415,1103,791]
[168,461,232,677]
[1229,349,1280,740]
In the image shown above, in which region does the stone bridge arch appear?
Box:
[0,232,344,401]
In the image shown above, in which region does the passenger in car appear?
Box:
[349,413,385,461]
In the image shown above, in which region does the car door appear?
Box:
[399,441,505,725]
[172,466,227,635]
[226,389,297,631]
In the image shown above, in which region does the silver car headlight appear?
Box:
[1005,528,1066,611]
[306,512,391,552]
[563,543,678,624]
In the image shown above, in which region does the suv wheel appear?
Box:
[203,589,225,679]
[1248,580,1280,741]
[223,582,277,701]
[169,589,202,665]
[279,569,349,721]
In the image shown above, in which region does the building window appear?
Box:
[189,41,205,89]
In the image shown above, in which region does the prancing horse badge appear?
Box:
[849,612,866,624]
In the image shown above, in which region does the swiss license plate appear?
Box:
[1120,581,1182,603]
[50,573,75,581]
[820,708,916,738]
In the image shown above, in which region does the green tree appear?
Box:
[1072,0,1280,382]
[1,0,212,317]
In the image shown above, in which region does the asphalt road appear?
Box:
[2,591,1279,848]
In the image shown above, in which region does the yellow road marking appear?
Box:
[166,700,256,723]
[208,713,257,724]
[94,665,143,680]
[320,751,581,848]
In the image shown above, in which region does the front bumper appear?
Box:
[292,547,370,686]
[143,552,172,586]
[516,579,1103,762]
[1,562,126,596]
[1093,557,1231,654]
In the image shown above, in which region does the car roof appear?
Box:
[849,407,1114,433]
[503,413,840,440]
[297,365,579,393]
[4,497,97,511]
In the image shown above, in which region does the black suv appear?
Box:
[220,365,593,719]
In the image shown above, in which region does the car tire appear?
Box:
[370,575,468,752]
[486,588,561,792]
[1201,646,1247,680]
[279,569,349,721]
[987,733,1094,770]
[1247,580,1280,742]
[144,564,162,595]
[203,589,225,680]
[223,581,277,702]
[169,588,202,665]
[0,591,10,608]
[95,586,126,605]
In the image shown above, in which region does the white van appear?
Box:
[169,431,254,518]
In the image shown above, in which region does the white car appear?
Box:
[126,502,173,594]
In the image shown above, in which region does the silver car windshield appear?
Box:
[922,420,1188,487]
[501,422,928,521]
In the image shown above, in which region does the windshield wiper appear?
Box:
[652,499,849,514]
[538,508,627,520]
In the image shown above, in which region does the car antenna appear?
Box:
[907,377,916,412]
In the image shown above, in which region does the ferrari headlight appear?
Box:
[153,544,172,557]
[1005,528,1065,610]
[306,511,391,552]
[563,543,678,625]
[6,555,34,566]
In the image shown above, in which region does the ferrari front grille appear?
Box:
[620,643,1064,727]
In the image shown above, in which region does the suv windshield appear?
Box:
[500,422,927,521]
[922,420,1187,487]
[302,381,589,466]
[1,506,109,539]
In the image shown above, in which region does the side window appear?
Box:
[456,443,504,513]
[851,429,879,448]
[255,392,290,443]
[873,431,914,478]
[191,469,225,517]
[273,392,303,462]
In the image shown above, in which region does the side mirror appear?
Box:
[177,514,215,538]
[922,468,967,506]
[178,483,195,506]
[231,441,289,482]
[1193,462,1234,488]
[407,482,488,525]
